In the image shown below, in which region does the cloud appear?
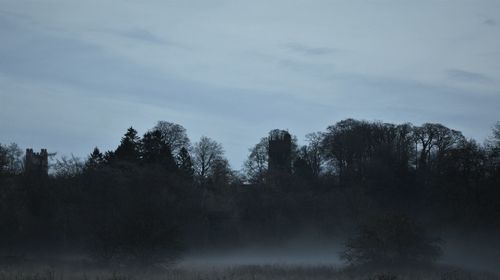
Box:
[1,0,500,168]
[122,28,165,44]
[285,43,337,56]
[116,28,190,50]
[446,69,493,83]
[483,19,496,26]
[276,59,334,80]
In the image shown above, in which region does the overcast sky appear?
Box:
[1,0,499,168]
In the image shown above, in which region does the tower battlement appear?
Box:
[25,148,49,175]
[268,129,292,174]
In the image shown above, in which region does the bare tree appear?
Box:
[53,155,84,178]
[304,132,325,177]
[243,137,268,184]
[0,143,23,175]
[486,121,500,152]
[413,123,465,169]
[486,121,500,169]
[193,136,225,183]
[154,121,191,157]
[209,158,233,186]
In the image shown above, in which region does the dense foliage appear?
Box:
[342,215,442,266]
[0,119,499,266]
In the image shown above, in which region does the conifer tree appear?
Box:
[114,127,141,162]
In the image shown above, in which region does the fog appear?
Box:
[2,118,500,280]
[180,242,343,268]
[178,232,500,276]
[440,232,500,274]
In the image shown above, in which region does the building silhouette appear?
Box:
[25,148,48,175]
[268,129,292,175]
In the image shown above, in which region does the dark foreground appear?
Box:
[0,263,498,280]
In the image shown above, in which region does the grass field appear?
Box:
[0,263,498,280]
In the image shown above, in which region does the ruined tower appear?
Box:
[268,129,292,175]
[25,148,49,175]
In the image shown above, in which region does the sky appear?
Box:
[1,0,499,169]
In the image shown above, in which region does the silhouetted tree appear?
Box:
[177,147,194,179]
[0,145,7,176]
[85,147,105,171]
[243,137,268,184]
[304,132,325,177]
[342,215,442,266]
[53,155,84,178]
[114,127,141,162]
[322,120,413,182]
[208,158,233,187]
[193,136,225,184]
[141,129,176,170]
[293,146,314,180]
[0,143,23,176]
[438,139,485,180]
[413,123,465,171]
[486,121,500,167]
[154,121,191,158]
[322,119,367,179]
[2,119,500,265]
[392,123,415,174]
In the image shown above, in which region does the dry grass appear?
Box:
[0,263,498,280]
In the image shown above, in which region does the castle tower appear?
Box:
[268,129,292,175]
[25,148,49,175]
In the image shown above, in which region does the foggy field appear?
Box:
[0,263,498,280]
[1,248,499,280]
[2,1,500,279]
[2,238,500,280]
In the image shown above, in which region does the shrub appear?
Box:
[341,214,442,266]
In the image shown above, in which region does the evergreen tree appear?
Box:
[142,130,176,170]
[114,127,141,162]
[85,147,104,171]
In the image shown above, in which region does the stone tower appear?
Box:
[268,129,292,175]
[25,148,49,175]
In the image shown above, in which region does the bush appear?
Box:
[341,214,442,266]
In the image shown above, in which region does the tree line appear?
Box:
[0,119,499,265]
